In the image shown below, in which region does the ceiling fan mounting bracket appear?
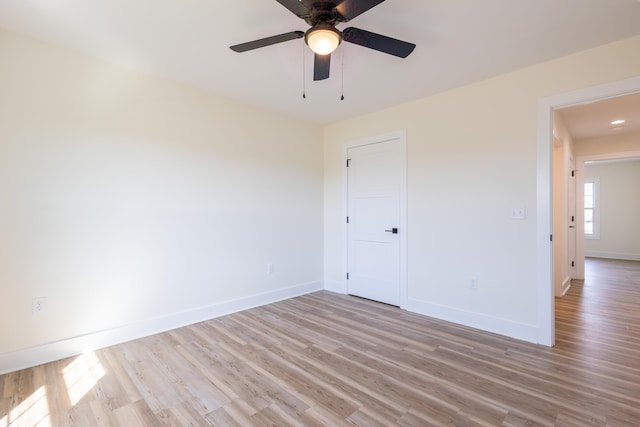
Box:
[303,2,345,26]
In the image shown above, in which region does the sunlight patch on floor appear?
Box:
[62,351,106,406]
[0,385,51,426]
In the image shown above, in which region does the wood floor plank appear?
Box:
[1,257,639,425]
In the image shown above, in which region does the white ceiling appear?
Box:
[1,0,640,125]
[557,92,640,140]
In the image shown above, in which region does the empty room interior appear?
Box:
[1,1,640,425]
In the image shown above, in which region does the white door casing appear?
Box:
[344,131,407,307]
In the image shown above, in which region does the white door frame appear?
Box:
[342,130,408,308]
[537,76,640,346]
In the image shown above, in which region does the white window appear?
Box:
[584,177,600,239]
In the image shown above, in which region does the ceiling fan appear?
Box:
[230,0,416,81]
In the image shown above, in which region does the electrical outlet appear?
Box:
[470,278,478,290]
[32,297,47,314]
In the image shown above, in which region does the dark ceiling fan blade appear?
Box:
[335,0,385,21]
[343,27,415,58]
[230,31,304,52]
[275,0,312,18]
[314,54,331,81]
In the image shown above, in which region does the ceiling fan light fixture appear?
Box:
[229,1,416,82]
[305,26,342,55]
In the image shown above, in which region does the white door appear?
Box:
[347,138,403,306]
[568,156,577,279]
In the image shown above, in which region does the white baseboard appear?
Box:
[323,279,346,294]
[0,280,323,375]
[585,251,640,261]
[403,298,539,344]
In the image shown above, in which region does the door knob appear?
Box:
[385,228,398,234]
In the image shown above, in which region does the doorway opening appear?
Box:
[576,155,640,269]
[538,76,640,346]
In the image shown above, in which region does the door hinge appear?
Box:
[346,159,351,167]
[571,215,574,222]
[346,272,349,280]
[571,170,575,177]
[550,234,553,242]
[346,216,349,223]
[571,261,575,267]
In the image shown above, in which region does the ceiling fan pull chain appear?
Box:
[302,42,307,99]
[340,47,345,101]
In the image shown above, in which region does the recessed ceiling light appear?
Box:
[611,119,626,125]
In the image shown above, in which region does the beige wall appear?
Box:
[574,131,640,157]
[584,158,640,260]
[0,29,324,358]
[324,35,640,341]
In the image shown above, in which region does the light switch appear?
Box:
[511,207,526,220]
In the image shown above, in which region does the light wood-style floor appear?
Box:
[2,258,639,426]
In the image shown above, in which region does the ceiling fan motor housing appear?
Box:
[303,1,346,26]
